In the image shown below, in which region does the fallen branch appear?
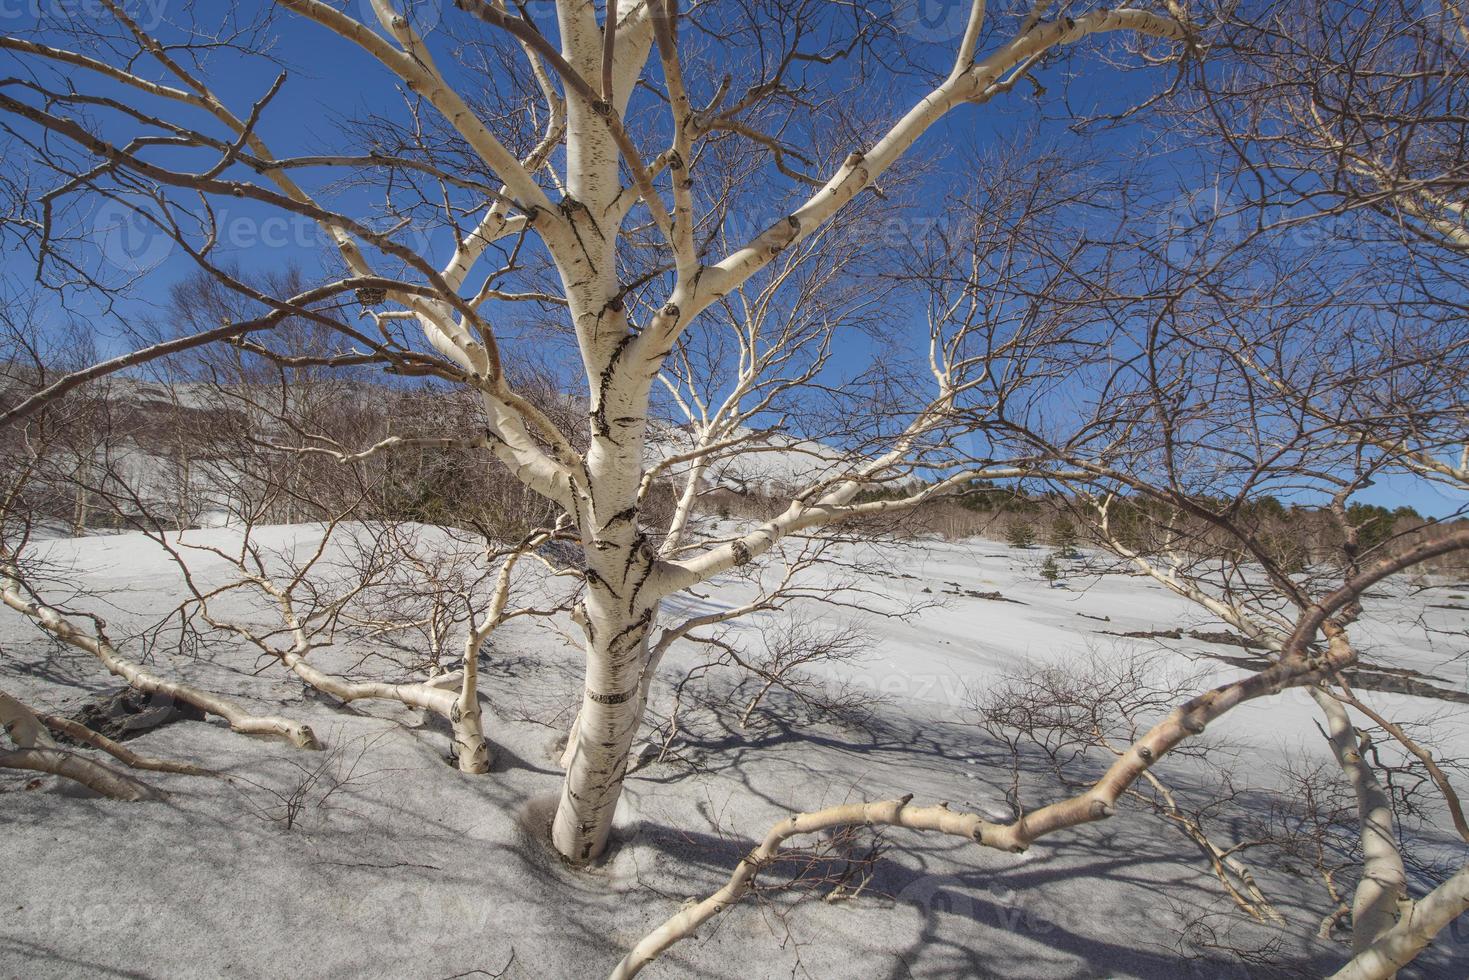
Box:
[1330,863,1469,980]
[0,691,161,801]
[614,533,1469,976]
[1,573,320,750]
[608,796,988,979]
[39,712,215,776]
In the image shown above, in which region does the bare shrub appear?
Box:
[235,728,399,833]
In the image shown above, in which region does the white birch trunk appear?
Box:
[451,622,491,774]
[543,0,661,862]
[1331,864,1469,980]
[1313,689,1408,961]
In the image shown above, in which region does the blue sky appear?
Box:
[5,1,1465,519]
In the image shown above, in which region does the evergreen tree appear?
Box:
[1052,518,1080,558]
[1007,522,1036,550]
[1041,554,1060,587]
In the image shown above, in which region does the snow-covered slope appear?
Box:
[2,527,1466,979]
[646,421,865,494]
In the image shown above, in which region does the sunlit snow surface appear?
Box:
[3,524,1467,979]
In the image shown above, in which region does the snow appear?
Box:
[3,526,1467,979]
[646,422,869,494]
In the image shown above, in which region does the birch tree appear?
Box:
[0,0,1194,862]
[960,11,1469,960]
[603,27,1469,964]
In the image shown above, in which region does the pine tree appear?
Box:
[1041,554,1060,587]
[1006,522,1036,550]
[1052,519,1079,558]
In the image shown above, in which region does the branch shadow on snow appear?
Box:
[622,809,1334,979]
